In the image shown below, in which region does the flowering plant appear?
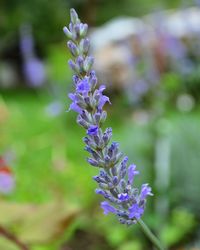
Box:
[63,9,165,250]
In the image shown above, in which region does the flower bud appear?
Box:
[70,8,79,24]
[112,176,118,185]
[83,56,94,72]
[68,59,79,73]
[63,26,72,39]
[80,23,88,37]
[76,56,84,72]
[67,41,79,57]
[77,115,89,129]
[80,38,90,54]
[87,158,99,167]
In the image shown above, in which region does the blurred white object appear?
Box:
[160,7,200,37]
[90,17,146,50]
[90,17,151,91]
[89,7,200,105]
[176,93,195,112]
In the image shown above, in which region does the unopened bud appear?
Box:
[63,26,72,39]
[70,8,79,24]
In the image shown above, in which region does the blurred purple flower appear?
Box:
[45,101,63,117]
[0,173,15,194]
[20,24,46,87]
[24,58,46,87]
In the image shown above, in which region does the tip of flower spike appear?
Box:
[70,8,79,24]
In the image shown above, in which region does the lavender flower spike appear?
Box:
[63,9,153,225]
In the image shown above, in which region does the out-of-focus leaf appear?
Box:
[0,201,36,224]
[19,202,79,243]
[0,237,19,250]
[160,209,196,246]
[0,201,80,244]
[118,241,142,250]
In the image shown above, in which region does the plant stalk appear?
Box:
[137,219,166,250]
[0,225,29,250]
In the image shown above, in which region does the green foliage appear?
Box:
[118,241,142,250]
[46,45,72,85]
[0,238,19,250]
[0,0,70,45]
[170,112,200,211]
[160,209,196,246]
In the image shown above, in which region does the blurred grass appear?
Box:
[0,89,96,207]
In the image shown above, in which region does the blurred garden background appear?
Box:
[0,0,200,249]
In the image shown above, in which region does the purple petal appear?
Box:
[129,203,144,219]
[95,189,105,195]
[76,77,90,94]
[69,102,82,113]
[140,184,153,200]
[128,164,139,185]
[98,95,110,110]
[118,193,129,202]
[96,85,111,109]
[68,93,76,101]
[99,85,106,92]
[101,201,116,215]
[87,158,98,167]
[87,125,99,136]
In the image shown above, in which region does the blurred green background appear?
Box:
[0,0,200,249]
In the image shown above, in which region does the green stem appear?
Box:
[137,219,166,250]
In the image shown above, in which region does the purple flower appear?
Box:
[87,125,99,136]
[128,164,139,185]
[76,77,90,94]
[118,193,129,202]
[68,93,85,113]
[101,201,116,215]
[97,85,110,109]
[64,8,152,225]
[129,203,144,219]
[140,184,153,200]
[69,102,82,114]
